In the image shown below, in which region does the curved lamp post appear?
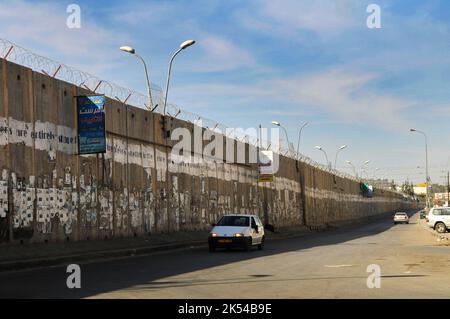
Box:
[334,145,347,169]
[315,146,330,168]
[162,39,196,118]
[410,128,430,208]
[119,45,153,110]
[162,39,195,233]
[360,160,370,178]
[271,121,292,155]
[296,122,308,160]
[346,160,357,177]
[373,167,380,179]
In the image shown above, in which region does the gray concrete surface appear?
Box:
[0,58,416,246]
[0,211,447,299]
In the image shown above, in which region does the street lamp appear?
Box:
[360,160,370,179]
[334,145,347,169]
[271,121,293,155]
[315,146,330,168]
[410,128,430,208]
[161,39,195,233]
[296,122,308,160]
[162,39,196,119]
[346,160,369,178]
[346,160,357,177]
[119,45,153,110]
[373,167,380,179]
[361,169,368,179]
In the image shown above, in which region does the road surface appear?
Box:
[1,212,449,299]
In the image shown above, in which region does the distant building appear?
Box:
[435,193,450,201]
[413,186,427,195]
[434,193,450,206]
[365,179,392,189]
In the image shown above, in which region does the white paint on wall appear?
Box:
[155,149,167,182]
[7,118,33,147]
[0,181,8,218]
[99,190,113,230]
[13,188,35,228]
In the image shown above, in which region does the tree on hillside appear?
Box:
[401,181,414,196]
[390,180,397,191]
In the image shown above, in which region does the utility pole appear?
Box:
[410,129,429,208]
[447,171,450,207]
[257,124,261,218]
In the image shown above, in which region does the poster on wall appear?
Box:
[361,182,374,198]
[258,150,274,183]
[76,95,106,155]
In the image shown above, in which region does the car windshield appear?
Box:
[395,213,406,216]
[217,216,250,227]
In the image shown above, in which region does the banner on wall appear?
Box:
[258,150,274,183]
[361,182,374,198]
[76,95,106,155]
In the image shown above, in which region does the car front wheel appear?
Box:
[435,222,447,234]
[209,243,216,252]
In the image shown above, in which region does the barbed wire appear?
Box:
[0,38,396,191]
[0,38,164,109]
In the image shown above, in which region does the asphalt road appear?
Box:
[1,212,449,299]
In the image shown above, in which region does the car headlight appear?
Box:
[211,233,219,237]
[234,233,244,237]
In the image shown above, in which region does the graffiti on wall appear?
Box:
[0,114,411,242]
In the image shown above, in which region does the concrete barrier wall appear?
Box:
[0,59,415,244]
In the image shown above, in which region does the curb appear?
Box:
[0,240,206,273]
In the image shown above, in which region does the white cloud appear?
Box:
[112,2,174,26]
[174,67,415,131]
[238,0,360,39]
[0,0,126,75]
[191,35,256,72]
[273,68,414,130]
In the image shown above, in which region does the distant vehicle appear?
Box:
[394,212,409,224]
[208,214,265,252]
[427,207,450,233]
[419,209,427,219]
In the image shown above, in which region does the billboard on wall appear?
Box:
[76,95,106,155]
[361,182,374,198]
[258,150,274,182]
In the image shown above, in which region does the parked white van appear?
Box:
[208,214,265,252]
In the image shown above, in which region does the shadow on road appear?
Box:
[0,210,418,298]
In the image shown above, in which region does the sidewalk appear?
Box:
[418,218,450,245]
[0,225,312,272]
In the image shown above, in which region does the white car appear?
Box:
[208,214,265,252]
[427,207,450,233]
[394,212,409,224]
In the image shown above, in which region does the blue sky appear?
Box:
[1,0,450,184]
